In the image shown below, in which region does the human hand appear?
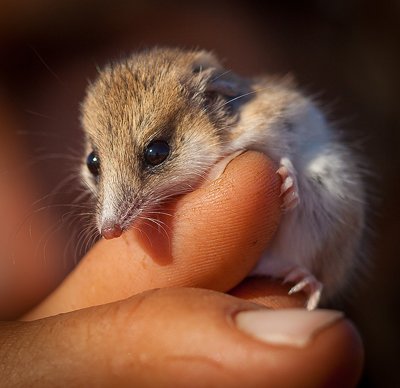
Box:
[1,152,363,386]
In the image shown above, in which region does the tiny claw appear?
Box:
[278,172,294,196]
[276,159,300,211]
[288,276,314,294]
[306,288,322,311]
[281,266,323,310]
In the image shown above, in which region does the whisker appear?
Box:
[83,227,99,257]
[210,69,232,82]
[221,88,261,108]
[41,220,65,265]
[24,110,56,121]
[29,45,70,92]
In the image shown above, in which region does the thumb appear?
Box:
[2,288,363,387]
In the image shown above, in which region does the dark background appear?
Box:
[0,0,399,386]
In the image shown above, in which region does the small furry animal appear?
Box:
[80,48,366,309]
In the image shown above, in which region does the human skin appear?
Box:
[0,150,363,386]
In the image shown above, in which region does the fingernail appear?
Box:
[235,308,344,348]
[206,150,246,181]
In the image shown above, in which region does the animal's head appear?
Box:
[80,48,247,238]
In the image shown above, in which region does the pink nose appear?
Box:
[101,224,123,240]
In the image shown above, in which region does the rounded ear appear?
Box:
[192,50,222,73]
[192,51,249,99]
[206,74,246,98]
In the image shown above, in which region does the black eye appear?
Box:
[87,151,100,177]
[144,140,170,167]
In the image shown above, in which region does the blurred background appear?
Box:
[0,0,398,386]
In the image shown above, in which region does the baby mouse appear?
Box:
[80,47,366,310]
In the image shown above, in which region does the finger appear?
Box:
[26,151,281,319]
[3,288,363,387]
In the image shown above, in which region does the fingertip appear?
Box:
[321,318,364,387]
[232,307,363,387]
[169,151,282,291]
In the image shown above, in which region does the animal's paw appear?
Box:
[276,157,300,211]
[282,267,323,310]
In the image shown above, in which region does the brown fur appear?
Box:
[81,48,233,229]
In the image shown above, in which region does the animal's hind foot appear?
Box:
[282,267,323,310]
